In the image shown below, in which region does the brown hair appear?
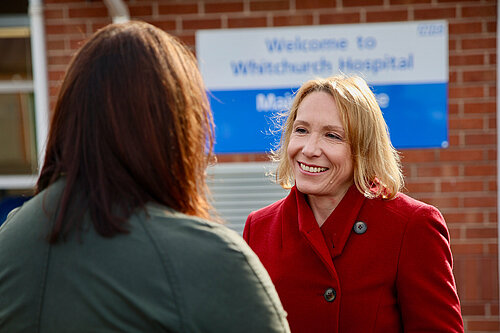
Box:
[273,75,403,199]
[37,21,215,242]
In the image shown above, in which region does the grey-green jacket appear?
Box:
[0,180,290,332]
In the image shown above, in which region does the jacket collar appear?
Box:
[284,184,366,272]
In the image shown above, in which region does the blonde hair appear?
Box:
[272,75,403,199]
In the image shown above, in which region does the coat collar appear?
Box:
[284,184,366,273]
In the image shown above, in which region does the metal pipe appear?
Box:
[103,0,130,23]
[29,0,49,178]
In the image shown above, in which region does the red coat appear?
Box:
[244,185,464,333]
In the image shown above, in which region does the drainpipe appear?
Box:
[103,0,130,23]
[29,0,49,176]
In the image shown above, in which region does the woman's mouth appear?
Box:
[299,162,328,173]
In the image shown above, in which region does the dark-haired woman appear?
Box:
[0,21,289,333]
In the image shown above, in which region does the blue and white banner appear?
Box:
[196,21,448,153]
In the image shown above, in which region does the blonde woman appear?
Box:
[244,75,463,332]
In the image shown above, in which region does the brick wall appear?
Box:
[43,0,498,331]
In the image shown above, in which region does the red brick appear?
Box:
[463,70,496,83]
[183,18,221,30]
[177,34,195,48]
[274,14,314,26]
[48,70,65,81]
[68,7,108,18]
[448,38,457,51]
[44,0,81,3]
[296,0,336,10]
[449,117,484,130]
[464,133,496,146]
[228,16,267,28]
[417,165,460,177]
[404,181,435,193]
[44,8,64,20]
[451,243,484,255]
[129,4,153,17]
[468,319,500,331]
[487,148,496,161]
[91,22,112,34]
[46,40,66,51]
[343,0,383,6]
[464,102,495,114]
[319,12,360,24]
[399,149,436,163]
[449,22,482,35]
[486,21,496,33]
[205,2,244,13]
[461,303,486,316]
[464,164,496,177]
[441,180,484,192]
[449,54,484,67]
[448,226,461,240]
[448,102,459,115]
[149,20,176,32]
[448,70,457,84]
[464,165,496,176]
[416,196,459,209]
[48,54,74,66]
[249,0,289,11]
[440,149,484,162]
[438,0,486,2]
[464,197,497,208]
[443,211,485,223]
[46,23,87,36]
[487,243,498,255]
[49,85,61,97]
[447,134,459,146]
[449,86,484,99]
[462,37,496,50]
[216,153,268,163]
[462,5,497,18]
[489,52,496,65]
[366,10,408,22]
[489,86,496,97]
[158,4,198,15]
[488,117,497,129]
[390,0,430,3]
[69,38,86,50]
[414,7,457,20]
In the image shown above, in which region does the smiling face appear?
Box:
[287,91,354,201]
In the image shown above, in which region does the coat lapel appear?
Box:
[320,185,366,258]
[292,187,336,276]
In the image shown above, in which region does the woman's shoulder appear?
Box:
[140,204,257,260]
[137,204,290,332]
[366,191,443,223]
[247,196,288,224]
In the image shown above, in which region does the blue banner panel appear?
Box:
[209,82,448,153]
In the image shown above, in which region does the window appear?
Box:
[0,2,40,189]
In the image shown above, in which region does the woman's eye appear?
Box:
[294,127,307,134]
[326,133,342,140]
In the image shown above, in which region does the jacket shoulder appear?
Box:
[247,197,287,224]
[369,192,442,221]
[140,206,290,332]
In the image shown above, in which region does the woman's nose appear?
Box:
[301,135,321,157]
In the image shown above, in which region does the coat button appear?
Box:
[324,288,336,302]
[353,221,367,234]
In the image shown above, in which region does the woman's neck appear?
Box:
[306,186,351,227]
